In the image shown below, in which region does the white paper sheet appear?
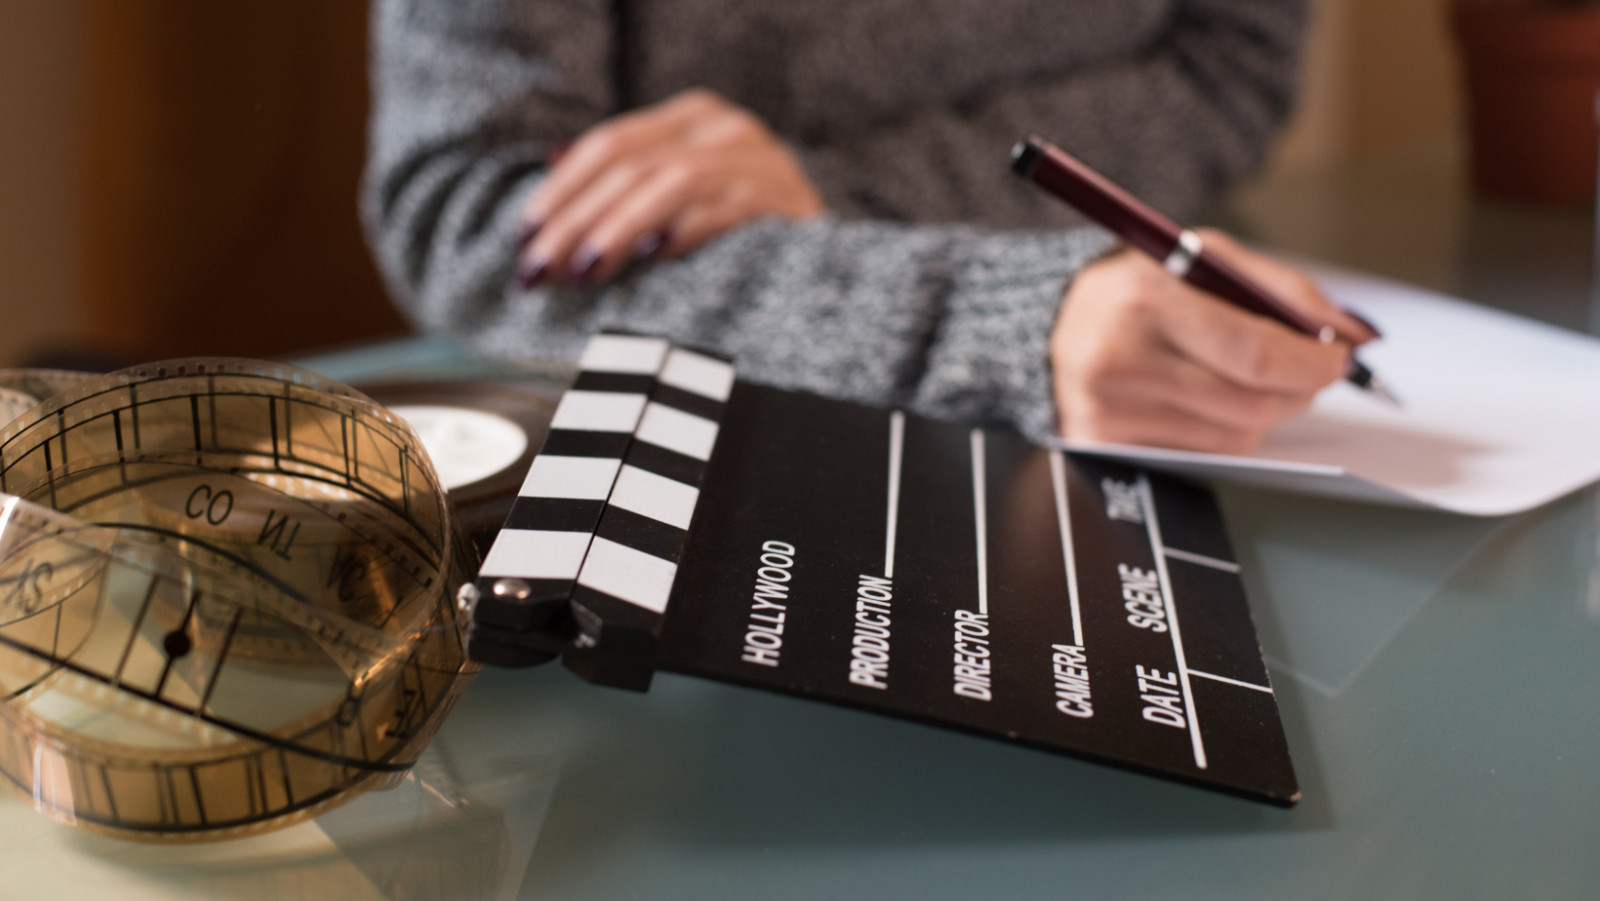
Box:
[1059,265,1600,516]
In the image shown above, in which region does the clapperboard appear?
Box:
[466,333,1299,805]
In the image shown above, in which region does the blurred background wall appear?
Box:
[0,0,404,369]
[0,0,89,367]
[1273,0,1460,173]
[0,0,1543,369]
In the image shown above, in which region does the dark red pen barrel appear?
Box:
[1013,140,1178,259]
[1185,252,1323,337]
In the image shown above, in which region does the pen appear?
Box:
[1010,135,1399,405]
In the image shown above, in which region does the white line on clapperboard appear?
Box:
[1138,474,1208,770]
[1188,669,1273,693]
[1163,547,1241,573]
[1160,541,1271,691]
[1048,451,1084,647]
[884,412,905,579]
[970,430,989,616]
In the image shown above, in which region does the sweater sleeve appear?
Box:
[360,0,1114,441]
[795,0,1307,227]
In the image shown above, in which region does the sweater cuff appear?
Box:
[911,227,1118,443]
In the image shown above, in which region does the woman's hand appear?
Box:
[1052,230,1377,454]
[516,89,824,287]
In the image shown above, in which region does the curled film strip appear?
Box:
[0,359,478,841]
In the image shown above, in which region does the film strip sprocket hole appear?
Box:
[0,359,478,841]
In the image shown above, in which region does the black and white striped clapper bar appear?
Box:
[462,331,734,690]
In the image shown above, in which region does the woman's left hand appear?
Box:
[516,89,824,287]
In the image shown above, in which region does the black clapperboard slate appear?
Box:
[469,334,1299,806]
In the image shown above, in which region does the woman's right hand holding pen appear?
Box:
[1052,230,1378,454]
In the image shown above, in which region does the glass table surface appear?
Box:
[3,334,1596,900]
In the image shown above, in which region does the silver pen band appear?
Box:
[1163,229,1203,278]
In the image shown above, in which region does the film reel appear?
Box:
[0,359,477,841]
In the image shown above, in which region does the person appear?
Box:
[362,0,1375,454]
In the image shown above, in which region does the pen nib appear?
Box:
[1367,375,1402,407]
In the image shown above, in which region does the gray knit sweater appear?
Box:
[362,0,1305,440]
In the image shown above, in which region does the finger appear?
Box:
[574,157,713,282]
[1060,393,1268,454]
[1155,277,1351,395]
[522,98,704,228]
[1092,348,1318,435]
[650,191,760,260]
[1197,230,1377,344]
[595,147,820,272]
[521,152,677,283]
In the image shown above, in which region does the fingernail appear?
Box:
[516,255,549,289]
[515,219,543,247]
[641,229,674,261]
[1341,306,1382,340]
[632,230,669,261]
[571,245,603,283]
[546,141,573,166]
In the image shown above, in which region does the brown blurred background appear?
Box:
[0,1,404,369]
[0,0,1591,369]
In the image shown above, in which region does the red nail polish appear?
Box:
[632,233,660,260]
[547,141,573,166]
[638,229,672,261]
[516,256,549,289]
[572,246,603,283]
[1342,306,1382,340]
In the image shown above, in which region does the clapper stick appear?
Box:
[469,332,672,662]
[466,332,733,690]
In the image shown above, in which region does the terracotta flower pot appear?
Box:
[1453,2,1600,204]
